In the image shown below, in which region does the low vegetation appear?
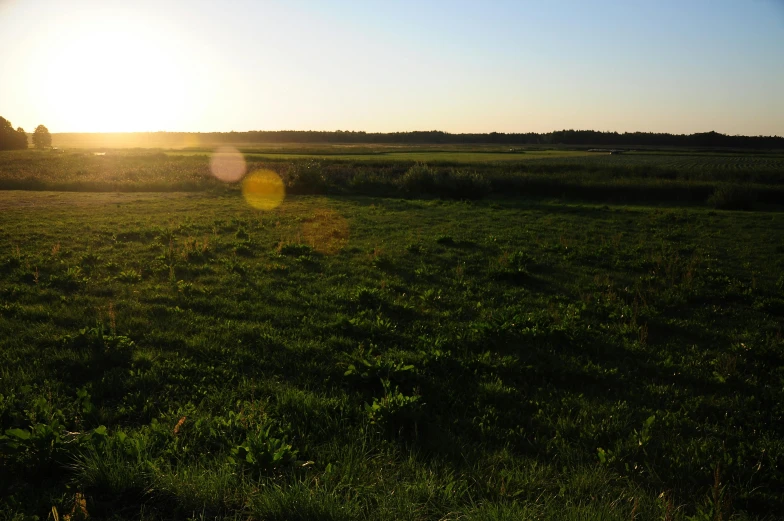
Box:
[1,178,783,518]
[1,149,783,209]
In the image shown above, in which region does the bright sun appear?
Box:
[28,9,201,132]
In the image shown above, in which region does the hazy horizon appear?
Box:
[33,128,784,137]
[2,0,783,135]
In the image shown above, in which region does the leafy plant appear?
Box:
[48,266,88,291]
[365,380,423,438]
[62,324,136,366]
[344,345,416,393]
[228,423,298,477]
[115,268,141,283]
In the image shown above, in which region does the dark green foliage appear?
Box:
[0,116,27,150]
[1,185,783,519]
[707,184,757,210]
[234,226,250,241]
[2,149,784,208]
[399,163,490,199]
[229,423,298,477]
[286,160,327,194]
[365,380,423,438]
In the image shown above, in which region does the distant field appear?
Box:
[1,148,782,209]
[1,190,783,519]
[169,149,598,162]
[531,151,784,174]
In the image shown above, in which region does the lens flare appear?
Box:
[301,208,350,254]
[242,169,285,210]
[210,146,246,182]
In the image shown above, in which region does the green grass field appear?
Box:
[1,149,784,519]
[169,149,598,163]
[1,149,783,209]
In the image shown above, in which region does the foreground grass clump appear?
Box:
[0,191,783,519]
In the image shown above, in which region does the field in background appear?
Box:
[169,149,597,163]
[1,147,783,209]
[1,148,784,519]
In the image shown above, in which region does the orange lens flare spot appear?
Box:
[301,208,350,255]
[242,169,285,210]
[210,146,246,182]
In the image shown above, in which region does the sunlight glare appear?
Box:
[26,10,201,132]
[210,147,246,182]
[242,170,285,210]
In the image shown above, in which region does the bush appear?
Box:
[286,160,327,194]
[450,169,491,199]
[399,162,438,195]
[707,184,756,210]
[399,163,490,200]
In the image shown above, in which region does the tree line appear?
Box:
[0,116,51,150]
[7,122,783,150]
[225,129,784,148]
[56,129,784,149]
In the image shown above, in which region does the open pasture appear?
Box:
[1,183,783,519]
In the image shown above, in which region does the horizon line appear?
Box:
[39,129,784,138]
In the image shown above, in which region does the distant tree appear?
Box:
[0,116,28,150]
[32,124,52,149]
[16,127,28,149]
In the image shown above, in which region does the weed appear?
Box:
[115,268,141,283]
[365,379,423,438]
[228,423,298,477]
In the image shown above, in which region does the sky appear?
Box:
[1,0,782,135]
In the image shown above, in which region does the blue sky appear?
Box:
[1,0,782,134]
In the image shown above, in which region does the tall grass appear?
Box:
[1,150,783,208]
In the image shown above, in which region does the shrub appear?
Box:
[707,184,756,210]
[286,160,327,194]
[399,163,439,195]
[399,163,490,200]
[450,169,491,200]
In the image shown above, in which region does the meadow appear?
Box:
[1,148,783,208]
[1,147,783,520]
